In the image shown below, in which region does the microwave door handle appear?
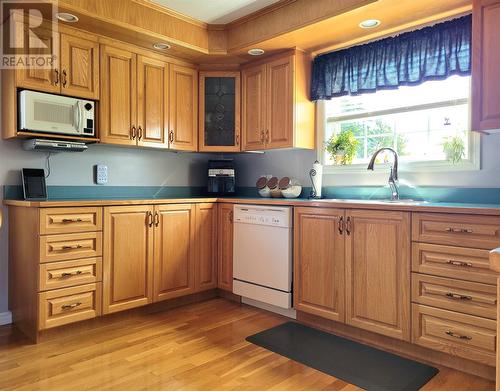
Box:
[75,101,82,133]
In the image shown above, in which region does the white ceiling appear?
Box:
[151,0,281,24]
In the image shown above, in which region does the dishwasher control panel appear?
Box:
[233,205,292,228]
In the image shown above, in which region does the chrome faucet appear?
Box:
[367,147,400,201]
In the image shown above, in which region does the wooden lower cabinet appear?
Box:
[153,204,196,301]
[103,205,154,314]
[294,207,345,321]
[345,210,411,341]
[195,203,218,292]
[217,204,234,292]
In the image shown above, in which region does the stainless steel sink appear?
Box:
[373,199,429,205]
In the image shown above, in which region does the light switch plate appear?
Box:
[94,164,108,185]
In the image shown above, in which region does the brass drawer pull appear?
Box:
[138,126,143,140]
[62,244,83,250]
[260,130,265,143]
[54,69,59,85]
[446,260,473,267]
[147,212,154,227]
[346,217,352,236]
[61,218,83,223]
[445,227,473,234]
[169,130,174,143]
[62,69,67,87]
[445,330,472,340]
[61,270,84,278]
[338,216,344,235]
[131,126,137,140]
[154,212,159,227]
[445,292,472,301]
[61,302,82,310]
[235,134,240,146]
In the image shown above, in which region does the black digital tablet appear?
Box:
[22,168,47,201]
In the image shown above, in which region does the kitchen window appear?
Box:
[317,75,480,172]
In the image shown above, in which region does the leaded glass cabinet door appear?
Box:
[199,71,241,152]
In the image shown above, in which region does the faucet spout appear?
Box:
[367,147,400,200]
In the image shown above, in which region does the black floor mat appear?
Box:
[246,322,438,391]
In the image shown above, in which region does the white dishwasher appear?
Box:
[233,204,295,317]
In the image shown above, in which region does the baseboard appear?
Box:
[0,311,12,325]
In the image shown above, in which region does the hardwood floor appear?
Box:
[0,298,495,390]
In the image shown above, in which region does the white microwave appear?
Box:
[19,90,95,137]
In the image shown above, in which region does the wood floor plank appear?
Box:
[0,298,494,390]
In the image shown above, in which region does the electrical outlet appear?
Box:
[94,164,108,185]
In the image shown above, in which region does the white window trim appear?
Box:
[316,100,481,175]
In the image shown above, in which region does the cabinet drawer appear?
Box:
[412,304,496,366]
[40,207,102,235]
[39,283,102,330]
[412,213,500,249]
[411,273,497,319]
[40,232,102,263]
[39,258,102,291]
[412,243,496,285]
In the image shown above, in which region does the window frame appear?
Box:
[316,87,481,174]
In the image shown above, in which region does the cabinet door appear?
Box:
[199,71,241,152]
[137,55,169,148]
[472,0,500,131]
[266,55,294,149]
[60,34,99,99]
[242,64,266,150]
[169,65,198,151]
[153,204,196,301]
[195,203,218,292]
[345,210,411,341]
[16,27,59,93]
[294,207,345,322]
[100,45,137,146]
[103,205,153,314]
[217,203,233,292]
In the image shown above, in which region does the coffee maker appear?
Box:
[207,159,236,195]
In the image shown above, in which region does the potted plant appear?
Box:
[442,135,465,164]
[325,130,360,165]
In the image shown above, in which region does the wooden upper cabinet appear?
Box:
[242,64,266,150]
[241,50,315,151]
[199,71,241,152]
[153,204,196,301]
[266,55,293,149]
[99,45,137,146]
[217,203,234,292]
[103,205,154,314]
[16,27,59,93]
[294,207,345,322]
[60,34,99,100]
[472,0,500,132]
[345,209,411,341]
[195,203,218,292]
[169,64,198,151]
[137,55,169,148]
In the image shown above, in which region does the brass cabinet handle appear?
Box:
[169,130,174,143]
[54,69,59,85]
[61,270,83,278]
[445,227,473,234]
[235,133,240,146]
[338,216,344,235]
[346,217,352,235]
[265,129,270,143]
[62,69,67,87]
[445,330,472,340]
[62,244,82,250]
[154,212,159,227]
[260,130,265,143]
[445,292,472,301]
[138,126,143,140]
[229,211,233,223]
[62,302,82,310]
[131,126,137,140]
[446,260,473,267]
[62,218,83,223]
[147,212,153,227]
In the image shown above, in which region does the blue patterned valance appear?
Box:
[311,15,472,100]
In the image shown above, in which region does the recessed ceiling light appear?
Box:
[248,48,265,56]
[359,19,381,29]
[56,12,79,23]
[153,42,171,50]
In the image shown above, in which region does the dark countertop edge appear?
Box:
[4,196,500,215]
